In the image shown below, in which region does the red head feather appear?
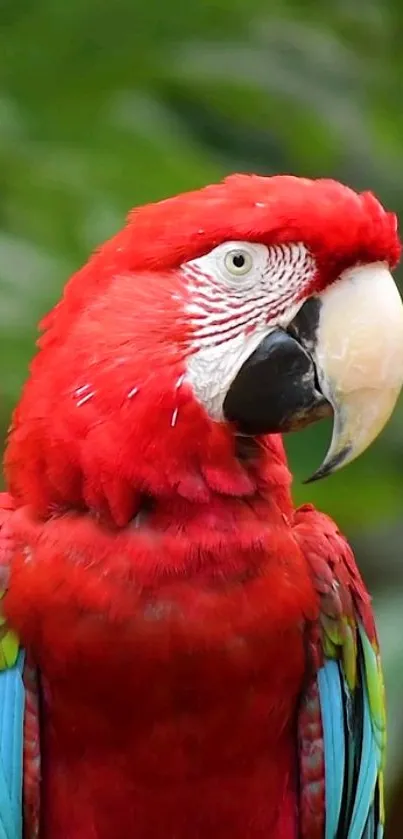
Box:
[5,175,400,525]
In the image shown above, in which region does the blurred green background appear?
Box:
[1,0,403,832]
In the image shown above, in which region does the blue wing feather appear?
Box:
[348,676,378,837]
[318,661,346,839]
[294,506,386,839]
[363,806,375,838]
[0,651,24,839]
[317,627,384,839]
[376,823,384,839]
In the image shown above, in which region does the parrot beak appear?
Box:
[223,262,403,480]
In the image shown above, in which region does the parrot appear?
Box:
[1,173,403,839]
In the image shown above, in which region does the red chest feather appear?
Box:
[4,500,318,839]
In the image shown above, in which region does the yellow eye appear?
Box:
[224,249,253,276]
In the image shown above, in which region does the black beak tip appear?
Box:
[303,444,352,484]
[303,471,327,485]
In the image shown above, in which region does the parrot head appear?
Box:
[6,174,403,524]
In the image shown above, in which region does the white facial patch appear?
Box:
[182,240,316,419]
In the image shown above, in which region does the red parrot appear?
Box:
[1,174,403,839]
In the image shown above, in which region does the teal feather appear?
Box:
[348,657,379,836]
[318,661,345,839]
[318,625,384,838]
[0,651,24,839]
[363,806,375,838]
[295,506,386,839]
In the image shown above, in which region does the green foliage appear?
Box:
[1,0,403,814]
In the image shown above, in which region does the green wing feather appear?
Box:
[0,591,19,670]
[294,504,386,839]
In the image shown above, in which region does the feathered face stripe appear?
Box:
[182,241,316,418]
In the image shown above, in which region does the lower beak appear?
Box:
[223,262,403,480]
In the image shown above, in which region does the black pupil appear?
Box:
[232,253,246,269]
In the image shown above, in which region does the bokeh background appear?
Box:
[1,0,403,833]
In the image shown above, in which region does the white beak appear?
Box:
[308,262,403,480]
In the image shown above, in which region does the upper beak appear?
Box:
[223,262,403,480]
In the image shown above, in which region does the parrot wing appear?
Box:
[0,492,40,839]
[293,504,386,839]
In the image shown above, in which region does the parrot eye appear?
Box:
[184,241,265,288]
[224,249,254,277]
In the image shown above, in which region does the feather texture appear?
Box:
[0,652,24,839]
[317,661,345,838]
[0,493,24,839]
[294,504,386,839]
[0,493,40,839]
[0,496,19,672]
